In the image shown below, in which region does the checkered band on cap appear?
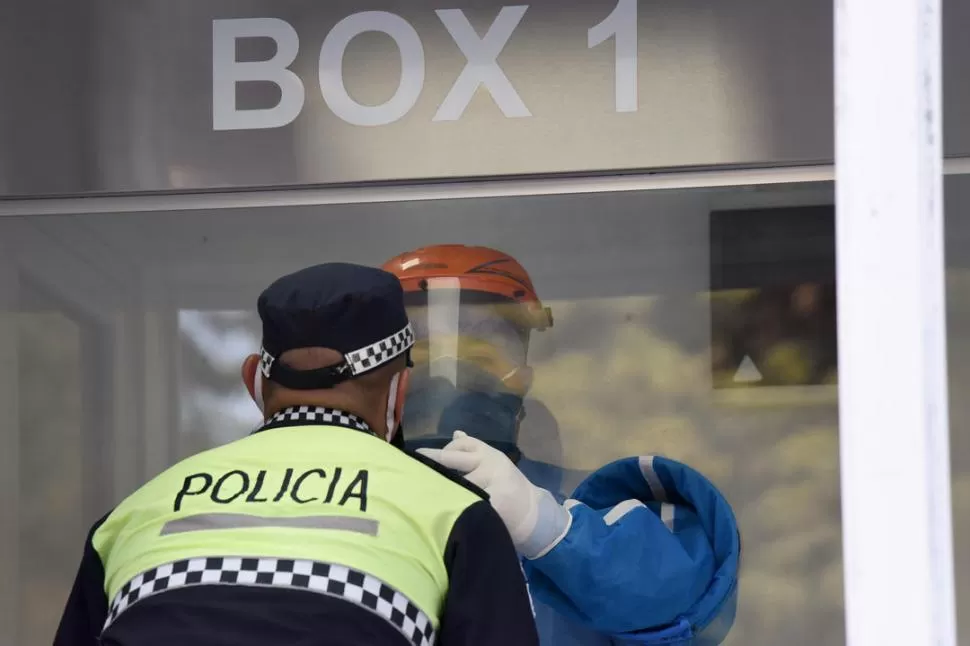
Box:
[346,323,415,376]
[103,557,436,646]
[258,323,413,381]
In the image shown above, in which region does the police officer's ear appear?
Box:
[241,354,261,403]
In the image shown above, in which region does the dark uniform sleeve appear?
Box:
[438,500,540,646]
[53,514,110,646]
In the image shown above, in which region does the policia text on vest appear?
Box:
[173,464,370,512]
[53,264,540,646]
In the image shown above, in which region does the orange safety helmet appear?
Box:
[381,244,553,331]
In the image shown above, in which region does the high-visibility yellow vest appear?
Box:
[93,418,482,633]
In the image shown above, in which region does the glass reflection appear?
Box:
[18,301,85,646]
[3,183,860,646]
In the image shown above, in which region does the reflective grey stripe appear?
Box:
[603,499,646,526]
[660,502,676,530]
[160,513,379,536]
[638,455,668,502]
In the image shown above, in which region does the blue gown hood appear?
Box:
[524,455,740,645]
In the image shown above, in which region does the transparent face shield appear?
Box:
[401,281,534,455]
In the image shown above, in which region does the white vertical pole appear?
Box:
[835,0,956,645]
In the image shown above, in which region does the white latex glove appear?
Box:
[417,431,571,559]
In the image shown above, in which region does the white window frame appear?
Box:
[834,0,957,645]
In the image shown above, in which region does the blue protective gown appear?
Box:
[515,455,740,646]
[404,385,741,646]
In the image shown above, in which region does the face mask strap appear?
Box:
[386,372,401,441]
[252,368,265,413]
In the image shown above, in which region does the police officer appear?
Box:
[54,263,540,646]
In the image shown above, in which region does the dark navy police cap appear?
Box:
[256,263,414,390]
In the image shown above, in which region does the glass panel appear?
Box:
[16,281,87,646]
[6,181,842,646]
[177,310,261,458]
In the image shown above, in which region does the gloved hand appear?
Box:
[416,431,571,559]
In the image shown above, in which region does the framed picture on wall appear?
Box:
[709,205,837,407]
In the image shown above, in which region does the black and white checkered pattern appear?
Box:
[346,323,415,375]
[103,557,436,646]
[257,347,275,378]
[264,406,370,433]
[258,323,413,380]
